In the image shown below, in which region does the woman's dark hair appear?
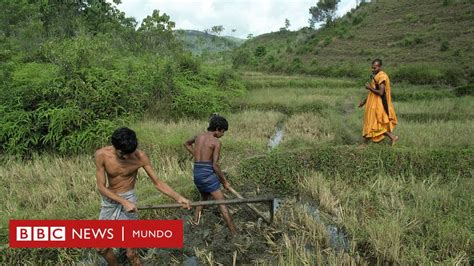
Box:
[111,127,138,154]
[207,114,228,131]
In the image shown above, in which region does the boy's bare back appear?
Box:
[192,132,220,162]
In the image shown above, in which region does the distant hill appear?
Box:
[234,0,474,85]
[175,29,244,55]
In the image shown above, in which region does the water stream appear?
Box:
[268,122,284,149]
[302,202,350,252]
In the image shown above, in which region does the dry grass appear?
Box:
[283,113,335,145]
[298,171,473,264]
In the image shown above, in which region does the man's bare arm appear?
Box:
[141,152,191,209]
[94,151,136,212]
[365,82,385,96]
[212,141,229,189]
[358,97,367,108]
[183,136,196,156]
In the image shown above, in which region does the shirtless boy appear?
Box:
[184,115,237,235]
[95,127,191,265]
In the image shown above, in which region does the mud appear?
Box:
[86,183,350,265]
[84,184,282,265]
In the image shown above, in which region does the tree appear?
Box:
[285,18,290,30]
[308,18,316,29]
[139,10,175,32]
[138,9,176,51]
[211,25,224,36]
[309,0,340,27]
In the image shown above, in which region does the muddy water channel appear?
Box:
[267,119,350,253]
[267,121,285,149]
[301,202,350,252]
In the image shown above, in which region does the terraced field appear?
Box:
[1,72,472,264]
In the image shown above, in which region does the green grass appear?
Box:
[242,72,357,89]
[232,86,346,114]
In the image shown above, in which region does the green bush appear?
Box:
[454,84,474,96]
[440,41,449,51]
[398,34,423,47]
[232,49,251,68]
[392,90,455,101]
[255,46,267,57]
[172,86,227,118]
[288,58,303,73]
[352,16,363,25]
[392,65,461,85]
[0,24,250,155]
[170,68,244,118]
[176,54,201,74]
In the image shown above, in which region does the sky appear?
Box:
[111,0,359,39]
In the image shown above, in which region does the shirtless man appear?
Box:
[95,127,191,266]
[184,115,237,235]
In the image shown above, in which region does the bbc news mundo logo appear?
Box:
[16,226,66,241]
[9,220,183,248]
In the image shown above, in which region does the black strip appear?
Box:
[374,77,389,116]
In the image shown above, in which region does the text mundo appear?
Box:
[132,229,173,238]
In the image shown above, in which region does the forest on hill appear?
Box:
[0,1,244,156]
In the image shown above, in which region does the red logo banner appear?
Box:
[9,220,183,248]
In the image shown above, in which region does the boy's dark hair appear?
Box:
[111,127,138,154]
[207,114,228,132]
[372,58,383,66]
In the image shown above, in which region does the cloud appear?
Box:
[112,0,356,38]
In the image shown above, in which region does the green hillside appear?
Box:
[175,29,244,55]
[234,0,474,85]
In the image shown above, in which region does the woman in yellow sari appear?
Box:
[359,59,399,145]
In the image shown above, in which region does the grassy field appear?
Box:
[1,72,472,264]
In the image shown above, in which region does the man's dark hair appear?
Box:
[207,114,229,131]
[111,127,138,154]
[372,58,383,66]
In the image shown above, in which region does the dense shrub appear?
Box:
[254,46,267,57]
[392,90,455,101]
[0,33,245,155]
[170,68,245,118]
[454,84,474,96]
[392,65,462,85]
[232,49,251,68]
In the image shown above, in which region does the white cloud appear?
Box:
[112,0,357,38]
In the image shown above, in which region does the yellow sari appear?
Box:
[362,71,398,142]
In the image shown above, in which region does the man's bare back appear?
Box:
[193,132,220,162]
[184,115,237,235]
